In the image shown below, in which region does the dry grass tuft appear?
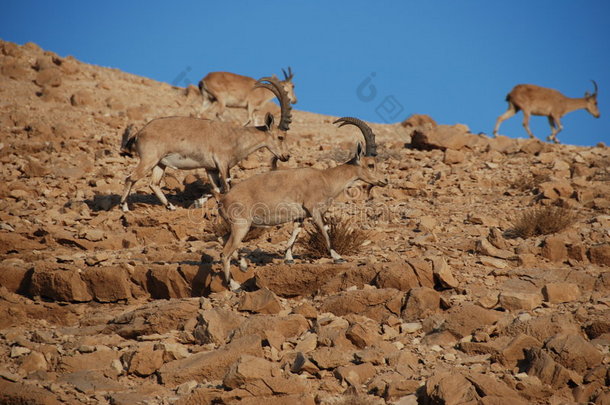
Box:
[300,215,370,258]
[510,172,551,192]
[508,205,577,239]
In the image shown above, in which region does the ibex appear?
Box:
[493,80,600,143]
[217,117,388,290]
[119,77,292,212]
[199,67,297,126]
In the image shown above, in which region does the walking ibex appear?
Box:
[493,80,600,143]
[217,117,388,290]
[119,77,293,212]
[199,67,297,126]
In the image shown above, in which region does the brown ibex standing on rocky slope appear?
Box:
[199,67,297,126]
[493,80,600,143]
[217,117,388,290]
[119,77,293,212]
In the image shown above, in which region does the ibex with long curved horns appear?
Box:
[119,77,293,211]
[199,67,297,126]
[493,80,600,143]
[217,117,388,290]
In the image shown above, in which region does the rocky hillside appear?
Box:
[0,40,609,404]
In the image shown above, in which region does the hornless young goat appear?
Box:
[199,67,297,126]
[217,117,388,290]
[493,80,600,143]
[119,77,292,211]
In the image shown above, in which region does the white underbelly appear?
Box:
[160,153,207,170]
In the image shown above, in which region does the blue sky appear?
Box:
[2,1,609,146]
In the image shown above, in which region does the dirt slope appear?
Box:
[0,40,609,404]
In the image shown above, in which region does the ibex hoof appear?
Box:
[120,203,130,212]
[166,203,177,211]
[284,259,295,264]
[333,258,346,264]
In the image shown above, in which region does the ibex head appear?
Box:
[584,80,600,118]
[334,117,388,188]
[254,76,293,162]
[281,66,297,104]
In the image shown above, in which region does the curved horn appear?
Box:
[282,67,294,81]
[591,80,598,97]
[333,117,377,157]
[254,76,292,131]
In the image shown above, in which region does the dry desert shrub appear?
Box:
[510,172,551,192]
[300,215,370,258]
[508,205,577,239]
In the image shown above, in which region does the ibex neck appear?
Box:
[323,163,359,198]
[234,127,270,160]
[562,97,589,115]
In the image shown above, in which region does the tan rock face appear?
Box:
[1,39,609,404]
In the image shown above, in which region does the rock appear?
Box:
[29,268,93,302]
[70,90,96,107]
[194,308,245,345]
[442,303,504,339]
[320,288,404,322]
[106,299,199,339]
[584,319,610,340]
[223,355,307,397]
[588,243,610,266]
[544,333,602,373]
[540,236,568,263]
[34,67,62,87]
[334,362,376,386]
[231,314,309,342]
[401,114,437,130]
[405,258,434,288]
[147,265,191,299]
[432,257,459,288]
[81,266,132,302]
[498,334,542,367]
[345,316,382,349]
[59,350,120,374]
[223,354,275,389]
[373,262,422,291]
[487,135,520,154]
[309,346,354,369]
[538,180,574,200]
[542,282,580,304]
[444,149,465,164]
[476,239,513,259]
[464,372,527,403]
[159,334,263,387]
[524,347,577,388]
[1,61,30,80]
[401,287,440,321]
[424,371,478,404]
[123,345,165,377]
[411,125,471,151]
[19,350,48,374]
[291,351,320,374]
[0,380,62,405]
[238,288,282,314]
[479,256,508,269]
[292,302,318,319]
[498,291,542,311]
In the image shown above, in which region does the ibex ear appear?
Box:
[264,113,275,130]
[585,91,591,98]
